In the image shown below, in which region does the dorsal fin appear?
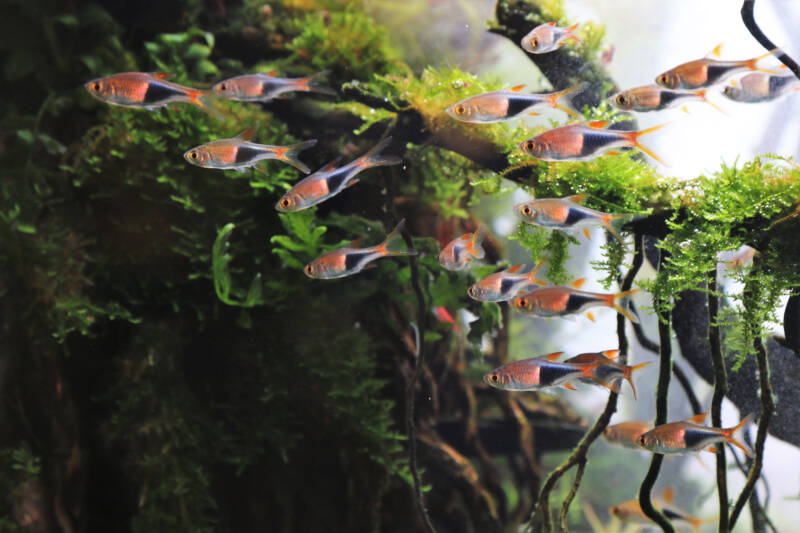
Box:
[688,413,709,424]
[510,84,525,93]
[706,43,723,58]
[563,382,576,390]
[660,486,675,505]
[705,445,717,454]
[348,238,363,248]
[461,233,472,240]
[587,120,610,129]
[236,126,257,140]
[153,72,173,79]
[548,22,556,26]
[507,264,524,273]
[586,311,596,322]
[602,349,619,359]
[570,277,586,289]
[542,351,564,361]
[567,193,586,203]
[267,70,279,77]
[320,156,344,172]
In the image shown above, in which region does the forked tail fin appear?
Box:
[693,89,727,115]
[603,288,640,323]
[274,139,318,174]
[565,22,582,44]
[547,83,586,118]
[745,47,783,74]
[723,414,753,457]
[623,362,652,400]
[356,136,403,170]
[625,122,671,166]
[187,89,226,120]
[468,227,486,260]
[375,219,417,257]
[526,255,549,286]
[298,70,337,96]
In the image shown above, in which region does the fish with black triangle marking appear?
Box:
[304,219,416,279]
[515,194,636,243]
[212,70,336,102]
[275,137,401,212]
[563,350,651,399]
[638,412,752,456]
[184,127,317,174]
[438,228,485,271]
[468,256,548,302]
[445,83,585,123]
[521,21,582,54]
[511,278,640,324]
[84,72,218,115]
[483,351,612,391]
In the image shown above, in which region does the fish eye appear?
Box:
[531,38,538,48]
[639,436,646,445]
[92,82,101,92]
[467,286,475,297]
[522,205,532,216]
[189,151,199,160]
[305,264,314,275]
[517,298,528,308]
[219,82,227,91]
[280,197,292,208]
[455,104,466,115]
[616,94,627,105]
[525,140,535,152]
[658,74,669,85]
[490,374,499,383]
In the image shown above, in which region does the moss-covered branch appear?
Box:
[708,269,729,533]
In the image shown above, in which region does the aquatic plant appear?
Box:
[1,0,799,531]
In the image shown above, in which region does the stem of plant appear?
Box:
[708,268,729,532]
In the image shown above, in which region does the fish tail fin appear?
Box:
[626,122,670,166]
[187,89,226,120]
[601,214,627,243]
[746,47,782,72]
[603,288,640,323]
[527,255,549,286]
[724,414,753,456]
[296,70,337,96]
[565,22,582,44]
[356,136,403,170]
[625,362,652,400]
[547,83,586,118]
[694,89,728,115]
[273,139,318,174]
[376,219,417,257]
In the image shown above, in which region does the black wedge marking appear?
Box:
[235,146,262,164]
[324,167,351,192]
[657,90,685,108]
[506,96,535,117]
[143,82,183,104]
[499,277,518,296]
[344,251,370,272]
[538,364,575,385]
[682,428,715,449]
[565,293,598,313]
[564,207,593,226]
[769,75,795,94]
[581,131,616,157]
[662,508,686,521]
[705,64,736,86]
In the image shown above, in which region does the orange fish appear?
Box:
[638,413,752,456]
[609,84,723,113]
[84,72,215,113]
[212,70,335,102]
[611,487,708,532]
[304,219,415,279]
[275,137,401,212]
[521,22,581,54]
[514,194,631,242]
[468,257,548,302]
[656,45,780,90]
[184,127,316,173]
[519,120,669,165]
[604,420,653,449]
[445,83,584,123]
[438,229,485,270]
[723,70,800,103]
[483,351,610,391]
[564,351,651,399]
[511,279,639,323]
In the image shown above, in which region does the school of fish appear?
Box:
[84,12,794,530]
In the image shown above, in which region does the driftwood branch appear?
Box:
[708,269,729,533]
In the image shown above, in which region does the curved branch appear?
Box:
[638,252,676,533]
[741,0,800,80]
[708,269,729,533]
